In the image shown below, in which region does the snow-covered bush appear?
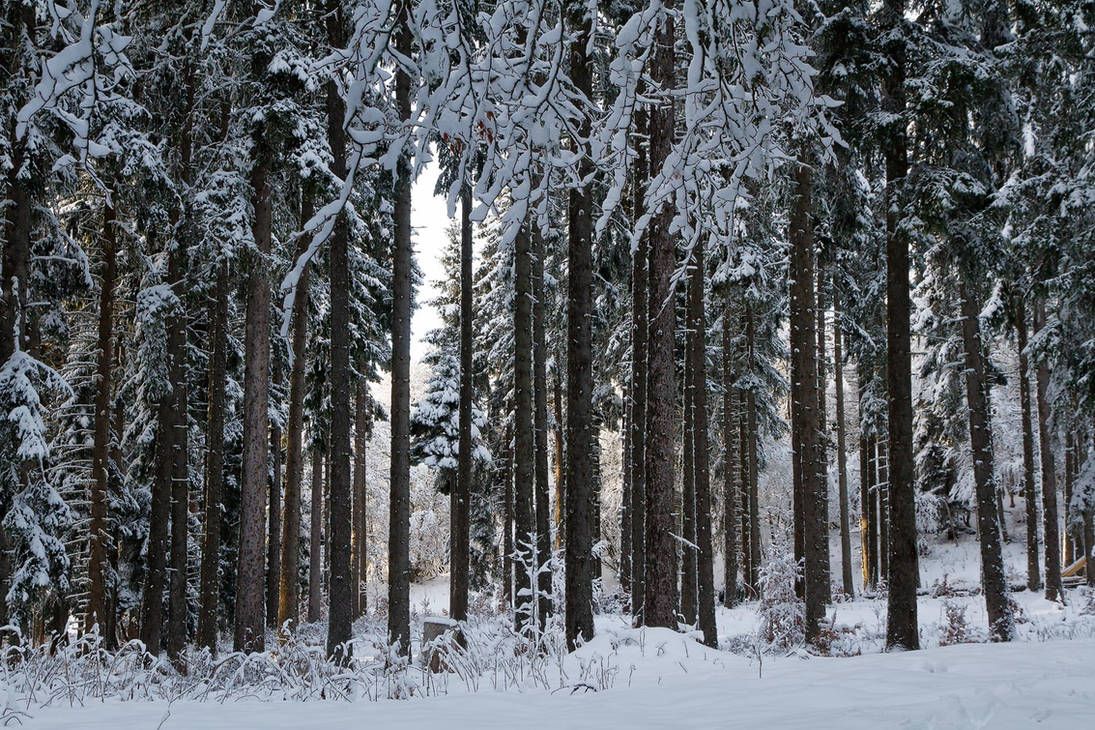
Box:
[756,534,804,651]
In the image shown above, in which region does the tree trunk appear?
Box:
[532,226,553,626]
[867,434,880,589]
[309,447,325,622]
[833,294,854,597]
[789,152,826,642]
[621,395,632,595]
[353,377,369,618]
[198,262,229,651]
[721,310,739,607]
[1063,430,1075,566]
[681,328,697,625]
[513,218,535,634]
[642,1,680,630]
[746,307,761,589]
[388,5,413,655]
[688,238,717,648]
[628,113,648,617]
[564,0,596,650]
[166,236,190,663]
[324,0,353,663]
[553,367,565,553]
[878,443,889,581]
[959,279,1014,641]
[87,199,117,644]
[1033,300,1064,602]
[502,423,514,606]
[859,428,873,592]
[267,365,283,630]
[278,192,312,636]
[816,264,832,603]
[234,133,273,652]
[881,0,918,651]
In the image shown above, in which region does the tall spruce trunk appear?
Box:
[532,226,553,625]
[451,185,475,622]
[746,307,762,589]
[267,363,283,630]
[1033,301,1064,602]
[325,0,353,663]
[353,379,369,617]
[816,265,832,603]
[87,199,117,643]
[859,429,872,591]
[166,235,190,662]
[621,397,632,595]
[688,238,717,648]
[959,280,1014,641]
[1064,432,1075,566]
[789,152,826,641]
[721,311,739,606]
[833,295,854,596]
[502,423,514,606]
[628,119,649,618]
[564,0,596,650]
[234,135,273,652]
[388,5,413,655]
[882,0,919,651]
[643,1,680,630]
[681,332,697,625]
[309,447,325,622]
[278,194,312,635]
[513,220,535,634]
[198,262,228,650]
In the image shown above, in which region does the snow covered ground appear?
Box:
[21,636,1095,729]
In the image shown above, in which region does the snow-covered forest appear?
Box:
[2,0,1095,726]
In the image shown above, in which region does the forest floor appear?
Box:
[16,502,1095,729]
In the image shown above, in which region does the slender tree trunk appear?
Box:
[859,428,872,592]
[621,396,632,594]
[532,226,553,625]
[388,4,413,655]
[879,443,889,581]
[309,447,325,622]
[502,423,514,606]
[833,295,854,597]
[564,0,596,650]
[681,329,697,625]
[739,406,752,594]
[166,236,190,662]
[87,199,117,643]
[233,128,273,652]
[721,311,739,607]
[1034,300,1064,602]
[789,151,826,642]
[628,119,648,618]
[1063,430,1075,566]
[816,264,832,603]
[267,365,283,630]
[867,435,880,589]
[197,262,228,650]
[553,368,565,553]
[353,378,369,617]
[689,238,717,648]
[959,279,1014,641]
[513,219,535,634]
[278,192,312,637]
[324,0,353,663]
[642,1,680,630]
[746,307,761,589]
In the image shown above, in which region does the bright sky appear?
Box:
[410,158,447,361]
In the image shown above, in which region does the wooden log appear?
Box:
[421,616,461,673]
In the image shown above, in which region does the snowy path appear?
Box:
[23,640,1095,729]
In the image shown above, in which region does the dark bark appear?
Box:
[859,429,873,592]
[564,0,596,650]
[267,365,283,630]
[513,219,535,634]
[879,445,889,581]
[87,199,117,643]
[721,311,738,607]
[553,367,566,553]
[681,329,697,625]
[866,434,880,589]
[502,423,514,606]
[450,185,475,623]
[532,226,553,625]
[816,264,832,604]
[278,192,313,636]
[621,396,632,595]
[746,307,761,589]
[388,4,413,655]
[1064,431,1075,566]
[959,280,1014,641]
[309,447,324,622]
[1033,301,1064,602]
[642,1,680,630]
[688,238,717,648]
[166,235,190,662]
[325,0,353,663]
[882,0,919,652]
[833,295,854,597]
[353,377,369,618]
[789,152,826,642]
[234,135,273,652]
[628,113,648,617]
[197,262,228,651]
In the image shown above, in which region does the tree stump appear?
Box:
[421,617,461,673]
